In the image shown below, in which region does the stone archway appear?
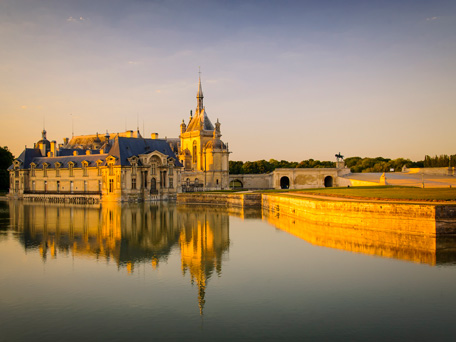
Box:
[280,176,290,189]
[324,176,333,188]
[229,179,243,189]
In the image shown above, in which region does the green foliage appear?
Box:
[0,146,14,191]
[424,155,456,167]
[230,154,436,175]
[345,156,422,173]
[229,158,335,174]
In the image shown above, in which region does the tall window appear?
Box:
[192,141,197,163]
[143,171,148,189]
[69,163,74,177]
[98,180,102,192]
[55,163,60,177]
[43,164,47,177]
[169,178,173,189]
[109,179,114,193]
[31,164,35,177]
[83,162,88,177]
[84,181,88,192]
[109,163,114,176]
[131,177,136,190]
[169,164,173,176]
[151,163,156,176]
[56,181,60,192]
[97,161,102,176]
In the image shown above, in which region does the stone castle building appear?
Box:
[178,76,230,191]
[8,77,230,202]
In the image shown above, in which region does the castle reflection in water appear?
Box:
[6,201,456,313]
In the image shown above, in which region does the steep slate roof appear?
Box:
[31,154,108,168]
[108,137,183,167]
[9,148,43,170]
[11,136,183,170]
[186,108,215,132]
[58,149,101,156]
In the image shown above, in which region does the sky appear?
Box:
[1,0,455,162]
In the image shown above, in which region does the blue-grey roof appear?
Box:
[58,149,101,156]
[10,136,183,169]
[31,154,108,168]
[110,137,183,167]
[9,148,42,170]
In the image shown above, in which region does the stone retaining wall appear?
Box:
[262,194,456,236]
[177,193,262,208]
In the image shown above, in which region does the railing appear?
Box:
[181,185,204,193]
[24,190,102,195]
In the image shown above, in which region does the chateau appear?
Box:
[8,77,230,202]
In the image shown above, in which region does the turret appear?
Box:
[180,119,187,134]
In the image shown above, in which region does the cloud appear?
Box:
[20,105,27,109]
[67,16,88,23]
[426,16,438,21]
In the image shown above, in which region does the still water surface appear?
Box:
[1,201,456,341]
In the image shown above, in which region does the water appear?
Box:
[1,200,456,341]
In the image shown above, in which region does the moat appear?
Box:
[2,200,456,341]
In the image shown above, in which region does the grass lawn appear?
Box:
[291,186,456,201]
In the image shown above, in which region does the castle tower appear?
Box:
[178,74,230,190]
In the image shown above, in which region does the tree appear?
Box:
[0,146,14,191]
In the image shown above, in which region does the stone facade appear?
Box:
[177,76,230,191]
[8,132,182,202]
[8,76,232,201]
[229,166,351,190]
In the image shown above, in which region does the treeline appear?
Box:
[344,157,422,173]
[0,146,14,191]
[424,155,456,167]
[229,159,336,174]
[229,155,456,174]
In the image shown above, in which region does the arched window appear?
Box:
[192,141,197,164]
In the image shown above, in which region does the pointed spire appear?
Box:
[197,68,204,112]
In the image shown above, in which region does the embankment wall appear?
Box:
[178,192,456,236]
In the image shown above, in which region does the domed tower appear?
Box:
[179,74,229,190]
[35,129,51,157]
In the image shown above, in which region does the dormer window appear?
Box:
[30,163,36,177]
[82,161,88,177]
[68,162,74,177]
[96,160,102,176]
[55,162,61,177]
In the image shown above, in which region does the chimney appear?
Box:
[151,133,159,139]
[50,141,56,157]
[73,151,78,156]
[63,137,69,145]
[86,150,92,155]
